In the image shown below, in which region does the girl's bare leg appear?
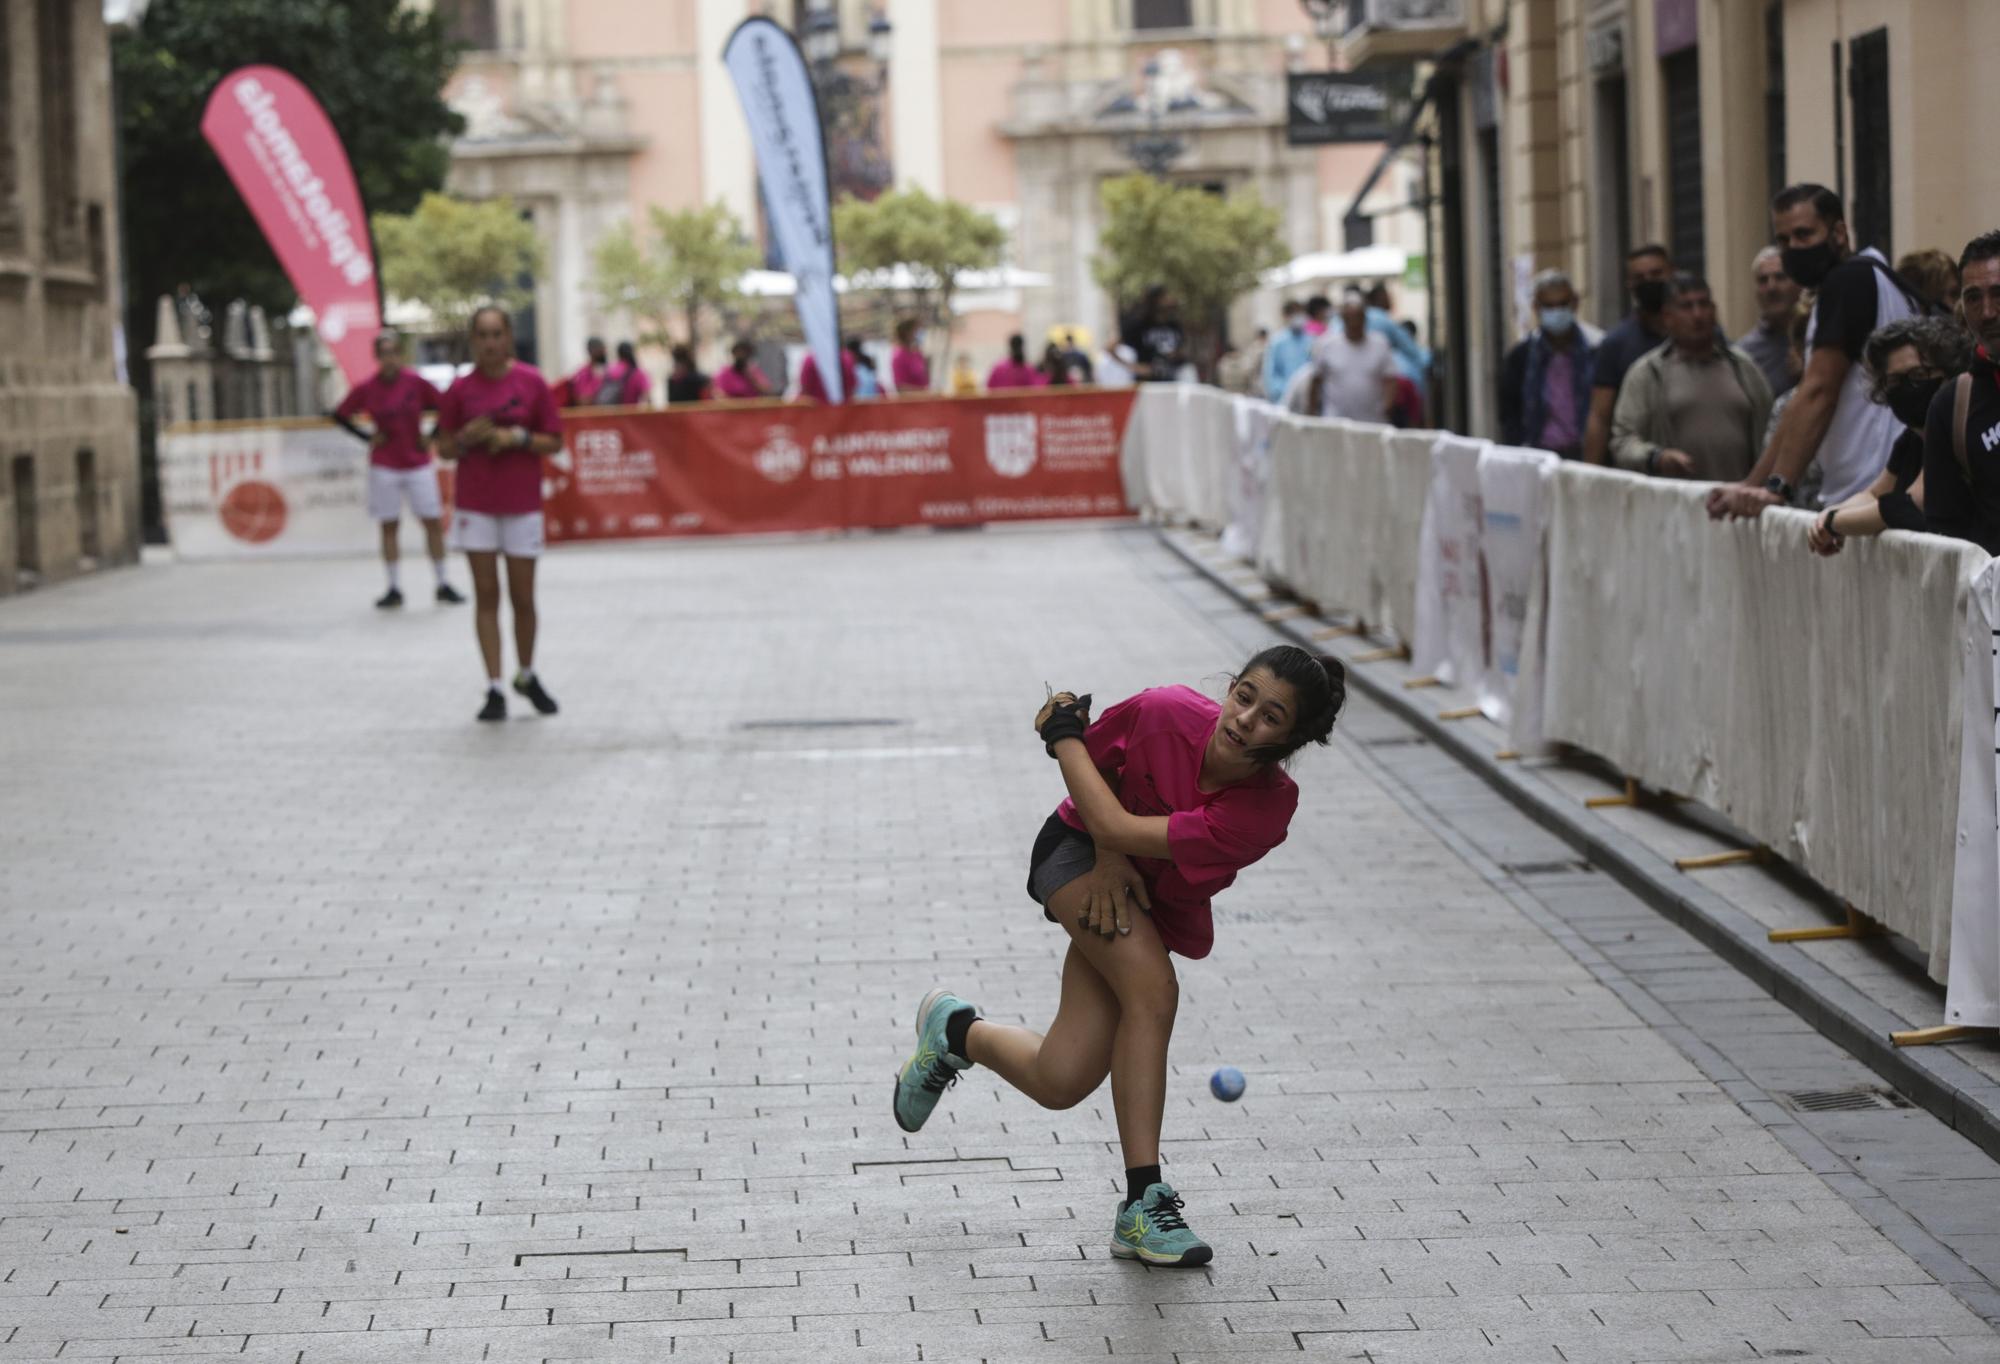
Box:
[965,935,1118,1110]
[1056,895,1177,1169]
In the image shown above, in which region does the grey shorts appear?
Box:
[1027,813,1096,913]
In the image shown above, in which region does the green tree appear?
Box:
[1092,173,1289,374]
[115,0,463,340]
[832,187,1005,377]
[373,194,543,353]
[591,202,761,351]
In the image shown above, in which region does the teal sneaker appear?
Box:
[892,988,972,1134]
[1110,1183,1212,1266]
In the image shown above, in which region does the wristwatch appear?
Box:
[1763,475,1796,504]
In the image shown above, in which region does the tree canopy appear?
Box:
[833,187,1005,373]
[591,202,762,351]
[115,0,463,349]
[373,193,542,348]
[1093,173,1288,363]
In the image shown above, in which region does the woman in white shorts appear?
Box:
[437,306,565,722]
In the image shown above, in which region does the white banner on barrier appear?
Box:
[1949,558,2000,1025]
[1223,395,1275,561]
[1476,444,1557,746]
[162,422,388,558]
[1412,434,1485,685]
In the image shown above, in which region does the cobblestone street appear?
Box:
[5,524,2000,1363]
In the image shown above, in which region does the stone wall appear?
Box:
[0,0,140,597]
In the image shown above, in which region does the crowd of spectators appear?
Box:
[1496,182,2000,557]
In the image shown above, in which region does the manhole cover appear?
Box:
[1779,1087,1912,1113]
[737,717,906,730]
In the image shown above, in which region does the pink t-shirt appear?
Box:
[1055,685,1299,959]
[891,346,930,393]
[714,365,770,399]
[798,350,858,403]
[438,363,562,516]
[568,363,606,404]
[334,369,441,470]
[987,360,1048,391]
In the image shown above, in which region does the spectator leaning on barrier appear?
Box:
[1806,315,1971,555]
[988,334,1047,391]
[1913,231,2000,554]
[665,345,708,404]
[1263,301,1313,403]
[1609,273,1772,483]
[1709,184,1919,519]
[1366,282,1432,405]
[1583,244,1673,464]
[1737,245,1803,399]
[892,318,930,394]
[1311,287,1398,423]
[713,339,773,399]
[1498,269,1595,457]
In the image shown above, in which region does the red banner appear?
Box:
[201,66,380,387]
[542,390,1136,541]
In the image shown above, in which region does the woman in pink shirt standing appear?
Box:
[891,645,1346,1267]
[712,339,773,400]
[437,305,565,723]
[985,334,1049,391]
[890,317,930,394]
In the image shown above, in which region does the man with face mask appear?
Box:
[1582,245,1673,464]
[1913,230,2000,554]
[1498,269,1595,458]
[1263,301,1313,404]
[1707,183,1918,520]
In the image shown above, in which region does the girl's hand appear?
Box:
[1035,688,1092,752]
[1034,689,1078,734]
[1075,850,1150,938]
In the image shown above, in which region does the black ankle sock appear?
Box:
[944,1008,976,1063]
[1125,1164,1162,1207]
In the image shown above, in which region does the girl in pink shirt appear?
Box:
[890,318,930,393]
[712,340,773,400]
[986,333,1049,391]
[891,645,1346,1266]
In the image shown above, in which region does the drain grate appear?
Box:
[1779,1087,1913,1113]
[737,717,906,730]
[1502,859,1597,878]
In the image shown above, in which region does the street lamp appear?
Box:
[1298,0,1345,42]
[802,5,840,66]
[801,4,893,200]
[1122,56,1187,179]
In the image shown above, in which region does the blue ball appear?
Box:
[1209,1066,1246,1102]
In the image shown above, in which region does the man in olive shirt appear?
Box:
[1610,273,1773,482]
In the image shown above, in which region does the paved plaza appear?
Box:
[5,524,2000,1363]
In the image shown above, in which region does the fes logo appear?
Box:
[983,414,1038,479]
[754,425,806,483]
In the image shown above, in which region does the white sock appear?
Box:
[385,561,400,590]
[488,676,503,692]
[515,667,535,685]
[432,559,448,585]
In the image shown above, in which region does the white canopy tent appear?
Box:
[1261,245,1409,291]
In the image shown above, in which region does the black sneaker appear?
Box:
[375,587,404,609]
[513,672,559,716]
[435,582,466,605]
[477,688,506,722]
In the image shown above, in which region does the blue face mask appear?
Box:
[1287,318,1305,335]
[1539,307,1576,336]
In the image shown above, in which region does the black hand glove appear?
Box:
[1039,693,1092,756]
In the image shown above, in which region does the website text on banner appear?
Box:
[158,391,1136,557]
[546,391,1135,541]
[1120,382,1988,1011]
[200,66,380,387]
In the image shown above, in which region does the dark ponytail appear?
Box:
[1233,644,1346,765]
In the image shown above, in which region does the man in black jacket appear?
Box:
[1921,231,2000,553]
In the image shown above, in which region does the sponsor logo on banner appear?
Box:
[755,426,806,483]
[984,414,1039,478]
[200,67,381,387]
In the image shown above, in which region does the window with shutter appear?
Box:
[1848,27,1889,257]
[1133,0,1194,31]
[1662,49,1704,280]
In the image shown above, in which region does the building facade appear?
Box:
[419,0,1407,375]
[0,0,141,596]
[1340,0,2000,437]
